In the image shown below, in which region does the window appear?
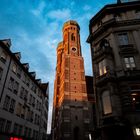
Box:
[5,120,12,133]
[99,59,107,76]
[102,90,112,115]
[32,96,35,107]
[74,127,79,140]
[81,72,85,80]
[13,81,19,94]
[16,103,22,116]
[8,77,14,90]
[131,92,140,111]
[21,106,25,118]
[65,70,69,79]
[26,109,30,121]
[24,127,28,137]
[135,10,140,19]
[20,87,24,99]
[65,58,69,67]
[0,118,6,132]
[17,67,22,78]
[9,99,16,113]
[71,33,75,41]
[118,33,129,45]
[0,51,7,63]
[0,67,3,80]
[3,95,10,110]
[124,57,136,69]
[28,128,31,137]
[19,125,23,136]
[82,84,86,93]
[12,63,17,73]
[64,82,69,91]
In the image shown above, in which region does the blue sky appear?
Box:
[0,0,116,134]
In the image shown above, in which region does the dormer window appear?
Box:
[0,51,7,63]
[12,63,17,73]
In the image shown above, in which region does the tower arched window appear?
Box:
[71,33,75,41]
[102,90,112,115]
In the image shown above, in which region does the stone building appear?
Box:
[87,1,140,140]
[0,39,49,140]
[52,20,93,140]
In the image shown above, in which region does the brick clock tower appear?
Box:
[53,20,92,140]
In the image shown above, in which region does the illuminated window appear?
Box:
[118,33,129,45]
[102,90,112,115]
[99,59,107,76]
[124,57,136,69]
[136,128,140,136]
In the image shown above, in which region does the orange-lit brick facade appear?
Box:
[52,21,92,140]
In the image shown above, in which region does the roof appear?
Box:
[89,1,140,27]
[63,20,80,30]
[0,39,49,95]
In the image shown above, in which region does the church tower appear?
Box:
[53,20,92,140]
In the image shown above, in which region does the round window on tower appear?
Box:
[71,47,77,52]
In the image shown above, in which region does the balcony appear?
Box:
[95,69,116,86]
[93,46,113,61]
[119,44,138,55]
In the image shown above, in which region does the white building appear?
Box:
[0,39,49,140]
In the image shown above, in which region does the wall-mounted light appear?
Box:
[136,128,140,136]
[89,133,92,140]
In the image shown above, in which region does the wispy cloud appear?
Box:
[47,9,71,21]
[31,1,46,17]
[83,5,91,11]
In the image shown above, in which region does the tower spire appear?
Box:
[52,20,93,140]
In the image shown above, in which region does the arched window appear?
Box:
[102,90,112,115]
[71,33,75,41]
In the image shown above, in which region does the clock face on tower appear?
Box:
[71,47,77,52]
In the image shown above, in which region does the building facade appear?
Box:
[0,39,49,140]
[87,1,140,140]
[53,20,93,140]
